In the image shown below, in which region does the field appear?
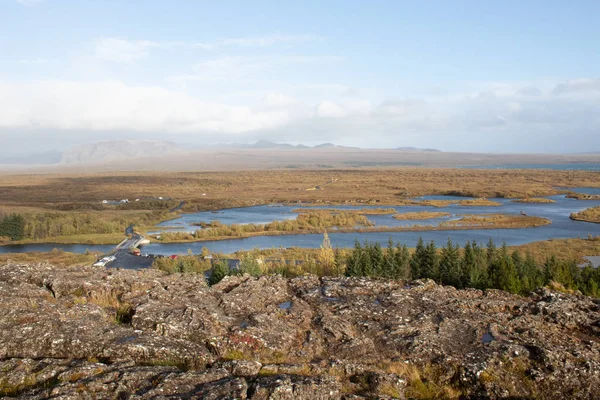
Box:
[1,169,599,210]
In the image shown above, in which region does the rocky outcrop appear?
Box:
[0,263,599,399]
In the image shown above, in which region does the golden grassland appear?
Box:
[442,213,549,226]
[511,197,556,203]
[570,206,600,224]
[516,237,600,263]
[1,168,599,211]
[0,249,99,267]
[393,211,452,220]
[458,198,502,206]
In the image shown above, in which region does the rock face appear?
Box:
[0,263,599,399]
[60,140,183,164]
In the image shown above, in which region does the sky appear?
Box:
[0,0,599,156]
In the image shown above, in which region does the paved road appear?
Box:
[103,226,155,269]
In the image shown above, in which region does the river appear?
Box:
[1,191,600,255]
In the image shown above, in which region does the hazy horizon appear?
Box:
[1,0,599,158]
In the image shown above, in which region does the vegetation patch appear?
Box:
[458,198,502,206]
[570,206,600,223]
[393,211,451,220]
[511,197,556,203]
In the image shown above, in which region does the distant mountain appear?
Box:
[314,142,336,148]
[211,140,349,150]
[395,147,441,152]
[60,140,183,164]
[0,150,62,165]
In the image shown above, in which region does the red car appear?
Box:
[169,255,178,259]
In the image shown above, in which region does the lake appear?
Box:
[2,193,599,256]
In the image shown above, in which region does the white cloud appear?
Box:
[94,38,159,63]
[552,78,600,95]
[316,101,347,118]
[0,78,598,153]
[0,80,295,134]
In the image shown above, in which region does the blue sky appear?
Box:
[1,0,599,154]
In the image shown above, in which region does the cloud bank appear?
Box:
[0,78,598,152]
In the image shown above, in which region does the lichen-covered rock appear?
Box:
[0,262,599,399]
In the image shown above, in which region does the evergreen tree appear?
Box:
[543,255,560,284]
[210,260,230,285]
[439,238,461,287]
[394,243,411,280]
[411,237,426,279]
[383,238,397,279]
[361,241,374,276]
[421,241,440,282]
[345,240,363,277]
[370,242,385,277]
[470,241,489,289]
[489,243,520,293]
[486,238,497,265]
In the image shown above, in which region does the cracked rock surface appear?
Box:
[0,263,599,399]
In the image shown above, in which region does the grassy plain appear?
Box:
[1,169,599,210]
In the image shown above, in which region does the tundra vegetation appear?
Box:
[511,197,556,203]
[393,211,452,220]
[570,206,600,223]
[155,235,600,297]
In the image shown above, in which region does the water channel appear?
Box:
[2,191,600,255]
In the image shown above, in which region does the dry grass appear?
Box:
[0,250,98,267]
[441,214,550,228]
[458,198,502,206]
[515,237,600,263]
[511,197,556,203]
[393,211,451,220]
[570,206,600,223]
[1,169,599,211]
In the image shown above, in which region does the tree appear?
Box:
[210,259,230,285]
[345,240,363,277]
[439,238,461,287]
[317,231,335,274]
[360,241,373,277]
[411,238,426,279]
[489,243,520,293]
[394,243,411,280]
[370,242,385,277]
[421,241,440,282]
[383,238,397,279]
